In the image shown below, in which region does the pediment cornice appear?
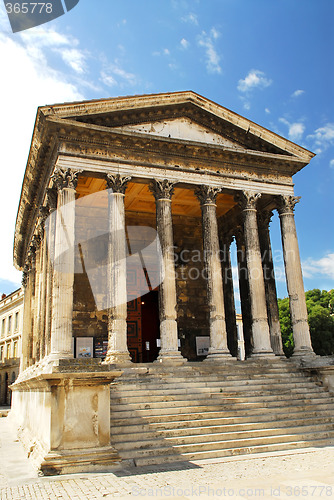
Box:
[38,91,314,161]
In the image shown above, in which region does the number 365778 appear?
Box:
[5,3,53,14]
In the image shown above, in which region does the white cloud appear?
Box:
[237,70,272,92]
[20,26,75,48]
[100,62,137,88]
[302,253,334,281]
[265,108,271,114]
[182,13,199,25]
[198,29,221,74]
[163,48,170,55]
[307,123,334,154]
[180,38,189,49]
[292,89,304,98]
[0,30,84,284]
[279,118,305,141]
[330,159,334,169]
[58,48,87,74]
[100,71,117,87]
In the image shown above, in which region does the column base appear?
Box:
[251,348,276,358]
[292,347,315,357]
[155,351,187,365]
[205,349,234,361]
[103,351,132,365]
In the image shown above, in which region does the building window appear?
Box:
[6,343,11,359]
[8,316,12,334]
[14,312,19,331]
[1,319,5,337]
[0,345,3,361]
[13,341,18,358]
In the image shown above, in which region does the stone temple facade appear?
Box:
[11,91,330,473]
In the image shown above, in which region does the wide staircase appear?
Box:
[109,358,334,467]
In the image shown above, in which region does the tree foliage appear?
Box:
[278,289,334,357]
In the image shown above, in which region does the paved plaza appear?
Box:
[1,414,334,500]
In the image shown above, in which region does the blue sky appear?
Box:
[0,0,333,300]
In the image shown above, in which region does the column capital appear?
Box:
[235,191,261,211]
[36,206,50,238]
[149,179,176,201]
[234,224,245,247]
[195,185,220,206]
[32,233,41,247]
[45,187,58,212]
[276,195,301,215]
[257,209,274,230]
[220,228,235,247]
[27,243,36,268]
[22,271,28,288]
[105,173,131,194]
[52,168,81,191]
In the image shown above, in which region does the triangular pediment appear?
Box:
[112,117,247,150]
[40,91,315,160]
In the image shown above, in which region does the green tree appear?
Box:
[278,289,334,357]
[277,297,294,357]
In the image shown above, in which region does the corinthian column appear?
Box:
[195,186,231,360]
[49,168,80,360]
[276,195,314,356]
[36,207,49,360]
[44,188,58,357]
[149,179,185,364]
[236,191,274,357]
[104,174,132,364]
[258,210,284,356]
[20,263,33,371]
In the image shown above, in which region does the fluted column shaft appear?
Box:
[150,180,185,364]
[258,210,284,356]
[236,191,274,356]
[49,169,79,360]
[220,232,238,357]
[32,236,42,363]
[277,195,314,356]
[195,186,231,360]
[104,174,131,364]
[20,261,33,371]
[36,208,49,360]
[44,188,57,357]
[235,227,252,357]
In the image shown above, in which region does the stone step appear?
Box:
[114,372,312,388]
[110,386,327,404]
[110,411,334,433]
[110,394,334,413]
[110,416,334,442]
[117,429,334,460]
[112,423,334,450]
[110,400,334,420]
[110,380,321,397]
[133,438,334,467]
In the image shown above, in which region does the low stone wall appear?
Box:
[9,359,122,475]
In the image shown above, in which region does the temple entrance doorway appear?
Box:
[127,290,160,363]
[141,290,160,363]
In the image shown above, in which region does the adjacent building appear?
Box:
[0,288,23,405]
